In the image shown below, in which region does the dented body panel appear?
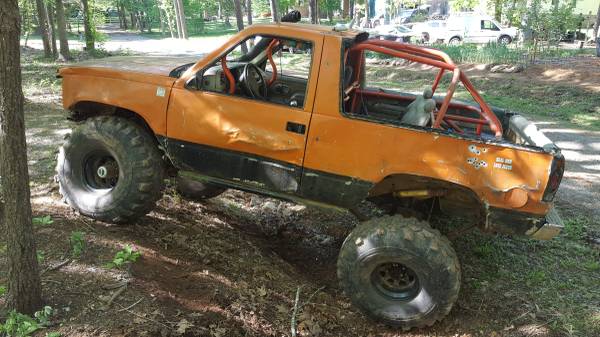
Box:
[59,23,563,239]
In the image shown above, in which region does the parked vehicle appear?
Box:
[445,14,518,44]
[397,5,430,23]
[368,24,416,42]
[412,20,458,43]
[57,23,564,330]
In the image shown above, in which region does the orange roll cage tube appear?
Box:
[221,56,236,95]
[266,39,280,86]
[350,40,503,138]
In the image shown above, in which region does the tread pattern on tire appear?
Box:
[56,116,165,224]
[337,215,461,329]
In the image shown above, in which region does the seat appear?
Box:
[400,88,436,127]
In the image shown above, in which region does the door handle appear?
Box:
[286,121,306,135]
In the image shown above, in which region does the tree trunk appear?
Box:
[46,3,58,58]
[246,0,252,25]
[172,0,182,38]
[175,0,187,38]
[81,0,95,51]
[309,0,317,24]
[0,0,44,316]
[122,3,128,29]
[494,0,502,22]
[55,0,70,60]
[593,3,600,42]
[34,0,52,57]
[342,0,348,18]
[269,0,279,23]
[233,0,247,53]
[349,0,354,20]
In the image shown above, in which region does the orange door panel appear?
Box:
[165,89,312,193]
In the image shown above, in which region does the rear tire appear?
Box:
[499,35,512,44]
[337,215,460,329]
[176,176,226,200]
[56,116,165,224]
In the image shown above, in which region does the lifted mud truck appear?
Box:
[56,23,565,329]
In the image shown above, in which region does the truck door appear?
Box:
[165,33,323,196]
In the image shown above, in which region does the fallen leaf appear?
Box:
[176,319,193,335]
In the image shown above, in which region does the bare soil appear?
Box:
[1,48,598,337]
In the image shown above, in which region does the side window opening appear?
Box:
[193,35,313,109]
[341,41,503,139]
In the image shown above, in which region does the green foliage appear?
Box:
[69,231,86,258]
[37,250,45,264]
[32,215,53,226]
[0,307,54,337]
[524,0,577,46]
[451,0,480,11]
[432,42,525,64]
[0,285,6,297]
[45,333,62,337]
[106,245,141,268]
[563,217,586,240]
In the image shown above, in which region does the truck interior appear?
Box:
[188,35,313,109]
[342,39,505,139]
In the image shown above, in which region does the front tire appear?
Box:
[56,116,165,224]
[337,216,460,329]
[448,36,461,45]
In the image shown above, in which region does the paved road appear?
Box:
[23,25,232,56]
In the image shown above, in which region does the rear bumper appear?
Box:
[528,208,564,240]
[486,207,563,240]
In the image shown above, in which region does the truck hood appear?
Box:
[66,55,202,77]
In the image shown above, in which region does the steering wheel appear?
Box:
[240,63,267,100]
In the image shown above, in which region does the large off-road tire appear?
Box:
[176,176,226,201]
[56,116,165,224]
[337,215,460,329]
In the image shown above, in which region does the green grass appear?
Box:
[431,42,594,65]
[449,215,600,337]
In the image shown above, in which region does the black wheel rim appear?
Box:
[83,150,119,190]
[371,262,420,301]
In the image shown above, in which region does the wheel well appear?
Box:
[68,101,177,175]
[69,101,154,139]
[449,36,461,41]
[367,174,484,223]
[499,34,512,42]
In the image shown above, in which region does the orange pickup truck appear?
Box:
[57,23,564,329]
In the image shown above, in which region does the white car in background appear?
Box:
[446,15,518,44]
[413,15,518,45]
[368,24,417,42]
[411,20,460,44]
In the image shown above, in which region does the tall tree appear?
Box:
[176,0,187,38]
[46,2,58,58]
[0,0,44,315]
[246,0,252,25]
[269,0,279,22]
[55,0,71,60]
[233,0,248,53]
[342,0,348,18]
[309,0,317,23]
[81,0,95,51]
[493,0,502,21]
[594,3,600,43]
[172,0,182,38]
[34,0,52,57]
